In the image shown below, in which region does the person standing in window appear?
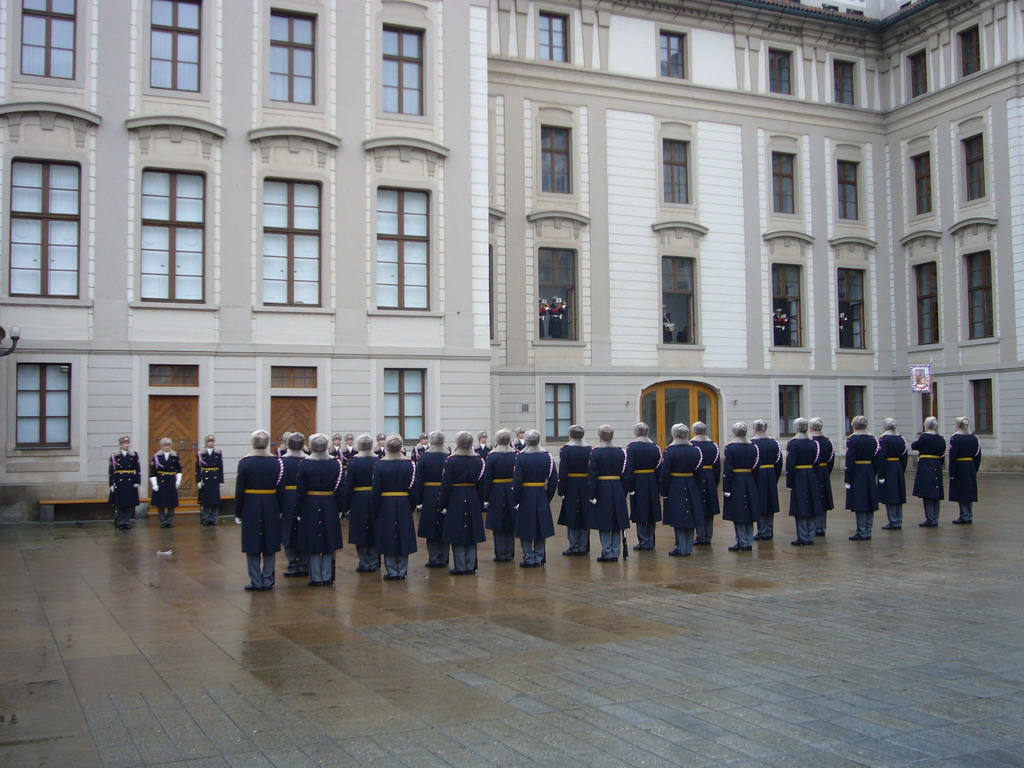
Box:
[548,297,566,338]
[911,417,945,527]
[109,436,141,531]
[150,437,182,528]
[948,417,981,525]
[196,434,224,526]
[878,418,908,530]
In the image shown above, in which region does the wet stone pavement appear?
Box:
[2,473,1023,768]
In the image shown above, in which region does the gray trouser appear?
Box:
[200,505,219,525]
[284,545,309,573]
[855,511,873,537]
[796,517,816,543]
[308,553,332,582]
[451,544,478,573]
[885,504,903,526]
[734,523,754,547]
[673,527,694,555]
[599,530,622,559]
[384,554,409,578]
[697,515,714,544]
[958,502,973,522]
[157,507,174,525]
[521,538,546,565]
[635,522,656,549]
[246,553,275,588]
[566,527,589,553]
[814,511,827,534]
[115,506,134,528]
[356,544,379,570]
[425,538,449,566]
[923,498,940,523]
[492,531,515,560]
[756,514,774,537]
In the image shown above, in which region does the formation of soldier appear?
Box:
[106,415,982,591]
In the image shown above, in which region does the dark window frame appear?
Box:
[541,125,572,194]
[8,159,80,298]
[148,364,199,387]
[544,383,574,441]
[778,384,801,437]
[965,250,993,340]
[908,50,927,97]
[150,0,200,92]
[383,368,425,440]
[912,152,932,215]
[838,267,866,350]
[376,188,430,311]
[16,362,72,448]
[837,160,859,220]
[261,178,321,307]
[833,59,855,105]
[963,134,986,201]
[662,139,689,205]
[921,380,939,423]
[270,365,317,388]
[972,378,993,434]
[772,263,802,347]
[269,10,315,104]
[140,169,206,303]
[659,30,685,79]
[21,0,76,79]
[661,256,696,345]
[771,152,795,214]
[959,25,981,77]
[382,25,424,116]
[538,247,577,341]
[538,12,568,63]
[768,48,792,95]
[843,385,866,435]
[914,261,939,346]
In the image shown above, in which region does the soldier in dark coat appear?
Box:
[911,416,946,527]
[280,433,308,578]
[587,425,629,562]
[949,416,982,524]
[786,418,823,545]
[328,433,344,459]
[295,434,344,586]
[751,420,782,541]
[235,430,284,590]
[438,431,487,575]
[809,417,834,537]
[511,429,558,567]
[557,425,592,556]
[483,430,518,562]
[341,433,357,461]
[878,418,908,530]
[374,433,387,458]
[512,428,527,453]
[344,434,380,572]
[691,421,720,546]
[722,422,761,552]
[373,434,418,580]
[109,436,141,530]
[411,433,429,462]
[844,416,881,540]
[149,437,182,528]
[659,423,705,557]
[196,434,224,526]
[474,431,492,459]
[415,431,450,567]
[625,422,663,551]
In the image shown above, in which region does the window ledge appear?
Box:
[534,340,586,347]
[836,348,873,355]
[658,343,705,351]
[909,343,943,352]
[253,305,334,316]
[769,346,811,354]
[3,296,93,309]
[368,309,443,319]
[960,336,999,348]
[130,301,218,312]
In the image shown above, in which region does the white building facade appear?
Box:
[1,0,1022,519]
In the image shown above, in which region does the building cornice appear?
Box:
[899,229,943,246]
[763,229,814,245]
[829,235,877,249]
[0,101,101,148]
[128,115,226,138]
[948,217,998,237]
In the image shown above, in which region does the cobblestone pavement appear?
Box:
[2,473,1023,768]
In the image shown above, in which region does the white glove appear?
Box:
[198,481,203,489]
[724,492,731,498]
[416,504,422,511]
[629,491,635,496]
[110,485,115,493]
[844,483,851,490]
[590,498,597,505]
[879,479,885,485]
[440,508,447,515]
[133,484,139,489]
[150,478,158,491]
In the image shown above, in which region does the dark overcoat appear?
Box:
[948,433,981,503]
[438,454,487,546]
[786,438,823,519]
[109,451,141,507]
[556,443,591,528]
[751,436,782,515]
[878,434,908,504]
[813,436,835,511]
[625,441,663,525]
[235,455,284,554]
[844,433,881,512]
[344,455,378,546]
[587,446,629,532]
[483,451,517,532]
[196,449,224,505]
[296,457,344,554]
[372,459,418,557]
[692,440,721,517]
[415,450,447,540]
[659,443,705,529]
[511,450,557,541]
[150,452,181,508]
[722,442,761,525]
[280,455,303,547]
[910,433,946,500]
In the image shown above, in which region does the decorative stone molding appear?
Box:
[127,116,226,159]
[249,126,340,168]
[363,137,449,177]
[0,102,101,148]
[651,220,709,248]
[948,216,997,247]
[489,207,506,235]
[762,229,814,257]
[900,229,942,258]
[526,209,590,239]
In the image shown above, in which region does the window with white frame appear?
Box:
[141,170,204,302]
[16,363,71,447]
[262,179,320,306]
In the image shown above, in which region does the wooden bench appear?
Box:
[38,496,236,523]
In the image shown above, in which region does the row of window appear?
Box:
[907,25,982,98]
[19,1,425,114]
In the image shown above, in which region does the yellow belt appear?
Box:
[956,457,975,461]
[246,489,276,495]
[795,464,813,469]
[919,454,941,459]
[702,465,713,470]
[818,463,830,467]
[634,469,655,474]
[522,482,545,487]
[886,457,900,461]
[598,476,620,480]
[284,485,297,490]
[353,486,371,491]
[491,478,512,484]
[732,469,752,473]
[671,472,693,477]
[567,473,587,477]
[454,483,476,487]
[307,491,333,496]
[423,481,441,486]
[854,461,872,465]
[381,492,408,497]
[201,467,219,471]
[157,471,177,475]
[115,470,135,473]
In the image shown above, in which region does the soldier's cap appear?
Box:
[376,433,386,441]
[204,434,215,443]
[119,436,131,443]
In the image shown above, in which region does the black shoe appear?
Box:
[728,544,742,551]
[424,562,445,568]
[815,531,825,537]
[244,584,261,591]
[881,524,901,530]
[919,521,938,527]
[791,539,813,546]
[952,518,972,525]
[848,534,866,541]
[668,549,681,556]
[596,556,618,562]
[383,574,402,581]
[308,580,323,587]
[283,570,303,577]
[448,568,464,575]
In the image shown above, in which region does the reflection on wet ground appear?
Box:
[2,473,1023,767]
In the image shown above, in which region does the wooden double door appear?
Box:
[148,395,198,495]
[270,396,317,453]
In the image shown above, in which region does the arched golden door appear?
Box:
[640,381,720,447]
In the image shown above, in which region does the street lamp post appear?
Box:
[0,324,21,357]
